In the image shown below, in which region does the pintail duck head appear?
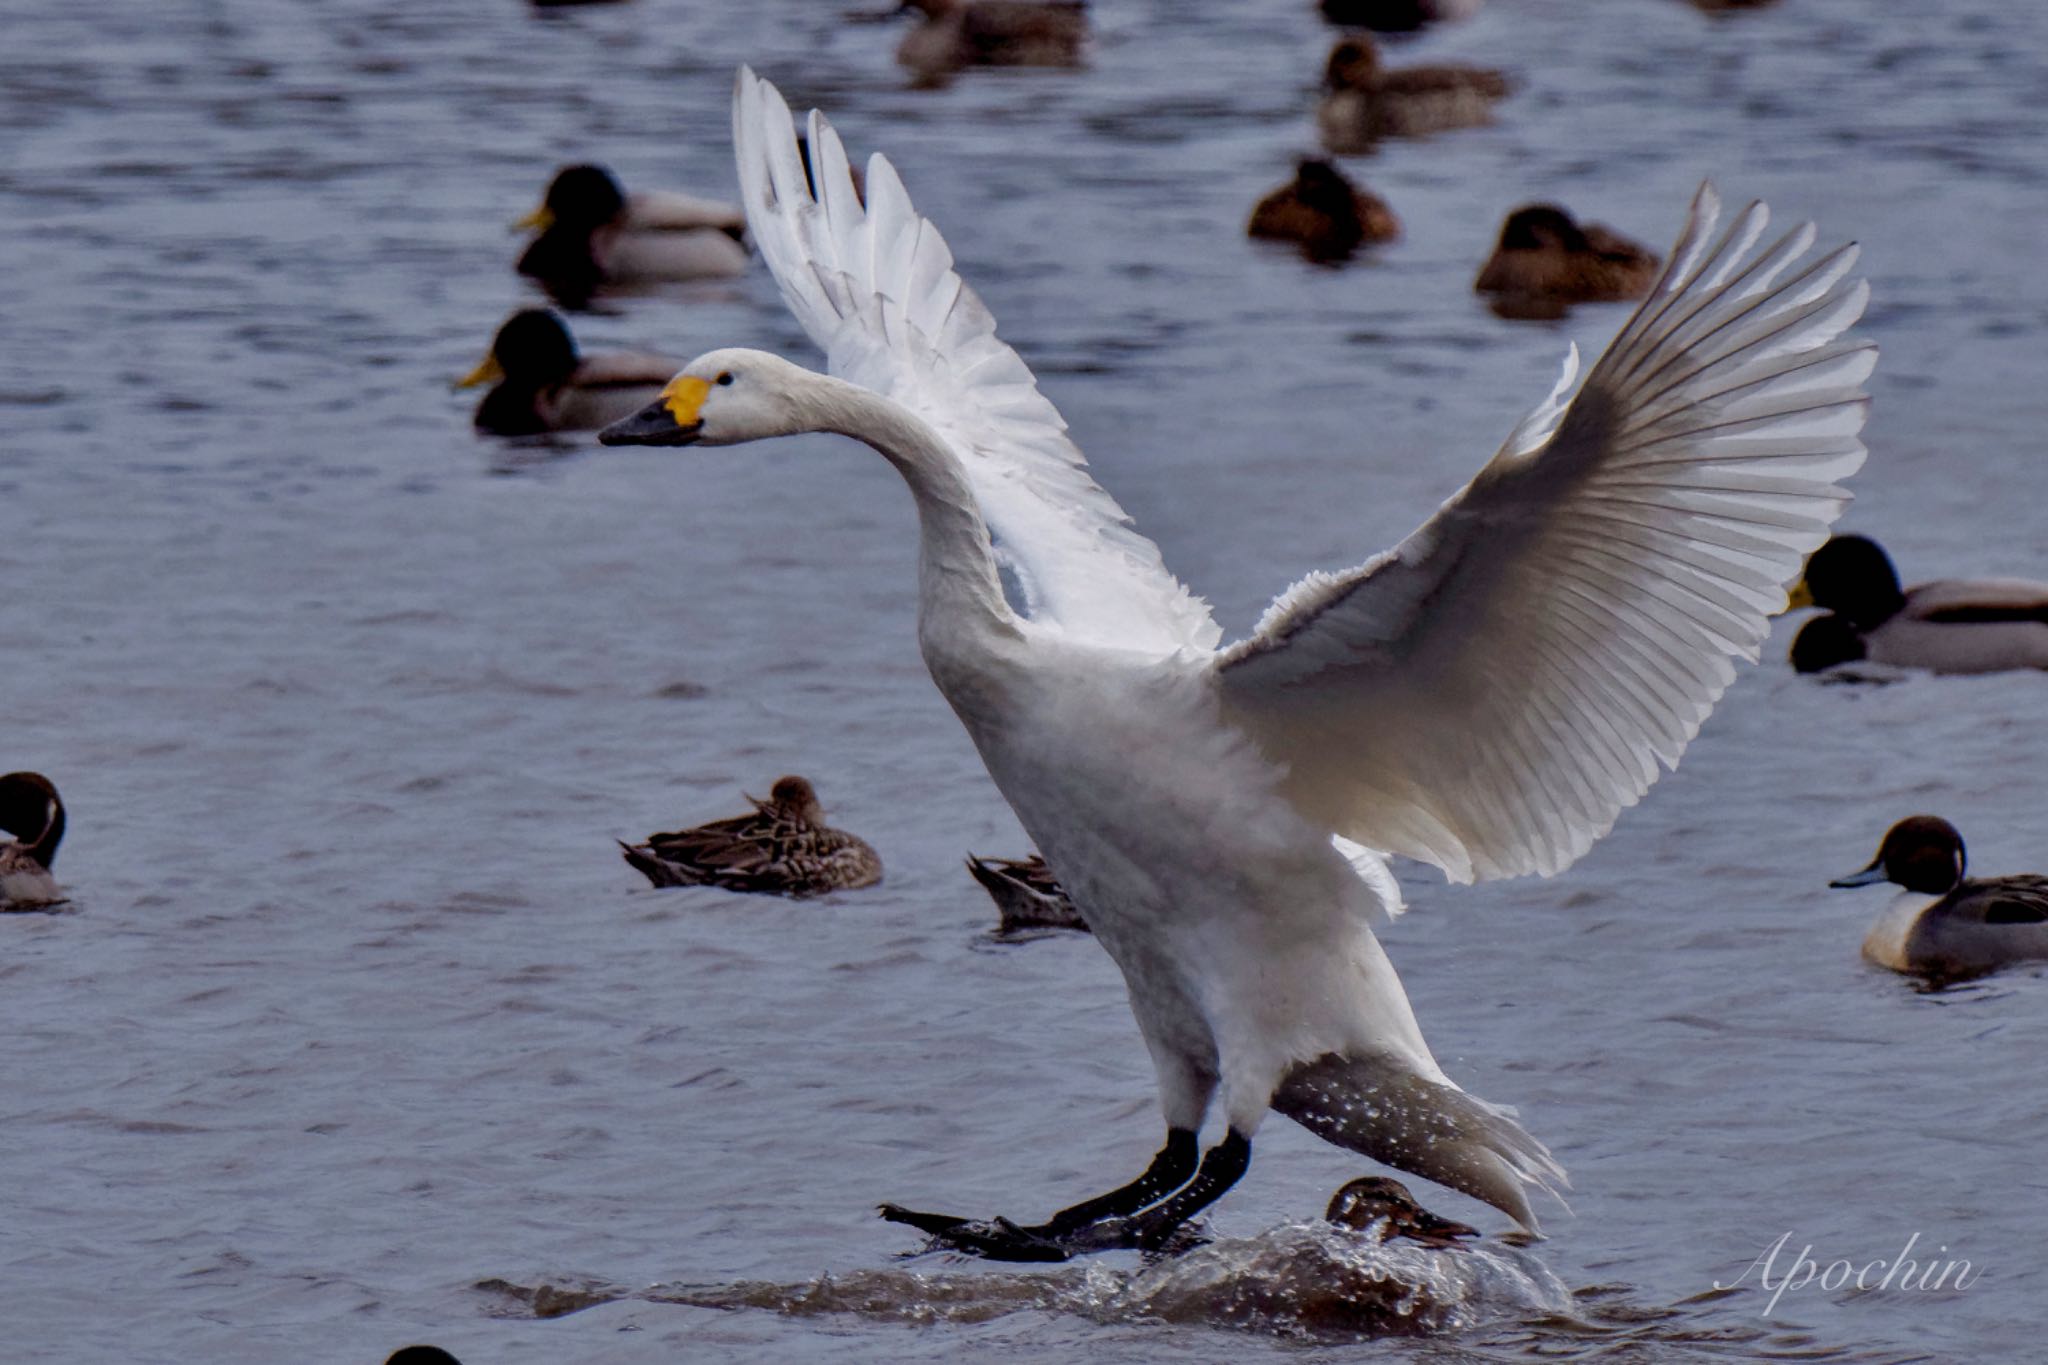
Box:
[1784,534,1905,628]
[1832,815,1965,896]
[0,772,65,869]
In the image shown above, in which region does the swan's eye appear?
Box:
[716,371,734,386]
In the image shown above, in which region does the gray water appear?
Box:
[5,0,2046,1360]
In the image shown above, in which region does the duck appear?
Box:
[1830,816,2048,982]
[620,776,883,897]
[601,72,1869,1262]
[515,164,748,305]
[0,771,66,910]
[1324,1176,1480,1247]
[1318,0,1483,32]
[1784,534,2048,675]
[1473,205,1660,319]
[895,0,1089,86]
[967,853,1089,932]
[1316,35,1509,153]
[1247,159,1401,263]
[385,1350,461,1365]
[456,310,683,437]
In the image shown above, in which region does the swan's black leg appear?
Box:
[879,1127,1201,1261]
[1063,1128,1251,1253]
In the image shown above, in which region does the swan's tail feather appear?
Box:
[1270,1052,1568,1233]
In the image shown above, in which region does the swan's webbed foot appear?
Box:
[878,1206,1074,1261]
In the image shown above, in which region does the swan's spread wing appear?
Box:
[731,69,1219,656]
[1215,187,1873,883]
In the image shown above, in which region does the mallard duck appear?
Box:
[1319,0,1482,33]
[1317,35,1509,153]
[1474,205,1660,318]
[1247,159,1400,263]
[621,776,882,897]
[1324,1176,1481,1247]
[456,309,682,437]
[1785,534,2048,675]
[515,164,748,305]
[1831,816,2048,982]
[895,0,1089,86]
[967,853,1089,932]
[0,771,65,910]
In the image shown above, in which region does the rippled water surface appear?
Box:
[5,0,2047,1360]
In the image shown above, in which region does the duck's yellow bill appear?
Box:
[454,355,504,390]
[662,375,711,425]
[513,205,554,233]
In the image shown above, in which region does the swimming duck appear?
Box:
[1247,159,1400,263]
[967,853,1089,932]
[1317,35,1509,153]
[456,310,683,437]
[1785,534,2048,675]
[515,164,748,305]
[620,776,883,897]
[385,1350,461,1365]
[1319,0,1482,32]
[1324,1176,1480,1247]
[0,772,65,910]
[1830,816,2048,981]
[895,0,1089,86]
[1474,205,1660,319]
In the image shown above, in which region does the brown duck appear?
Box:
[1318,35,1510,153]
[896,0,1089,86]
[1474,204,1660,317]
[0,772,66,910]
[967,853,1089,933]
[1324,1176,1480,1247]
[1247,159,1400,263]
[621,776,882,897]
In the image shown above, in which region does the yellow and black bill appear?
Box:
[599,375,708,447]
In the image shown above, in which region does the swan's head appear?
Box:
[598,349,820,449]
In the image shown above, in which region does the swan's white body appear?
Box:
[612,70,1875,1231]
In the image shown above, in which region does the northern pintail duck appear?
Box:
[0,771,65,910]
[621,776,882,896]
[1324,1176,1480,1247]
[1831,815,2048,981]
[967,853,1089,932]
[457,309,683,437]
[1319,0,1483,33]
[1786,534,2048,675]
[895,0,1088,86]
[1317,35,1509,153]
[1474,204,1660,319]
[1247,158,1400,263]
[516,164,748,305]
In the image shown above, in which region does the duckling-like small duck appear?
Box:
[896,0,1089,86]
[1247,159,1400,264]
[1785,534,2048,676]
[0,771,66,910]
[967,853,1089,933]
[1319,0,1482,32]
[515,164,748,305]
[1317,35,1509,153]
[456,309,683,437]
[1474,205,1660,318]
[1831,816,2048,981]
[1325,1176,1480,1247]
[621,776,882,897]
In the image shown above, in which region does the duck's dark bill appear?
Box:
[600,404,702,446]
[1829,861,1887,889]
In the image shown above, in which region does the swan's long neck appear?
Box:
[807,376,1020,655]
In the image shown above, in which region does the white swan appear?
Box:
[601,70,1874,1259]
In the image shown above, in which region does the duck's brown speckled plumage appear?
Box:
[0,771,66,911]
[1324,1176,1481,1248]
[622,776,882,897]
[967,853,1090,933]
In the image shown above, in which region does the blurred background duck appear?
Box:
[515,163,748,305]
[967,853,1089,933]
[1317,35,1509,153]
[895,0,1089,86]
[1325,1176,1481,1247]
[621,776,882,897]
[1474,204,1659,319]
[1831,816,2048,982]
[1318,0,1482,33]
[0,771,66,910]
[1248,158,1400,263]
[1785,533,2048,675]
[457,309,683,437]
